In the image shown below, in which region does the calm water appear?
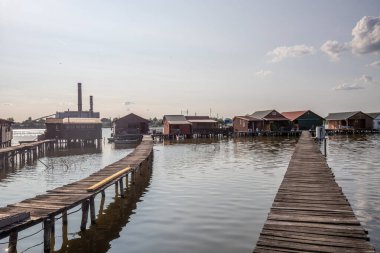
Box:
[1,131,379,252]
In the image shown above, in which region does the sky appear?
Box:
[1,0,380,121]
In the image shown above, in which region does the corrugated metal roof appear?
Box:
[234,115,261,121]
[164,115,191,124]
[250,110,274,119]
[187,119,217,123]
[325,112,361,120]
[185,116,210,120]
[281,111,308,121]
[367,112,380,119]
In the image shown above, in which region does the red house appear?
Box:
[163,115,192,135]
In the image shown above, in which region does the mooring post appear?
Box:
[8,231,18,253]
[324,138,327,157]
[80,199,90,231]
[132,171,136,185]
[89,196,96,224]
[125,174,129,188]
[44,218,52,253]
[119,178,125,198]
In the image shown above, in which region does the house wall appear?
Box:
[191,122,217,130]
[297,112,324,130]
[349,112,373,129]
[233,118,249,132]
[45,123,102,140]
[374,117,380,129]
[115,115,149,134]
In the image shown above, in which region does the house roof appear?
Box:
[185,116,210,120]
[163,115,191,124]
[46,118,102,124]
[281,111,308,121]
[367,112,380,119]
[325,111,361,120]
[116,113,149,123]
[250,110,288,121]
[187,119,217,123]
[234,115,261,121]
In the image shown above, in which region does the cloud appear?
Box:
[351,16,380,55]
[255,70,272,77]
[123,101,134,106]
[267,44,315,62]
[1,103,13,106]
[320,40,348,61]
[367,60,380,67]
[334,83,364,91]
[357,74,373,83]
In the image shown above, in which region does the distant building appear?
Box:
[282,110,324,130]
[113,113,149,136]
[325,111,373,130]
[366,113,380,130]
[0,118,13,148]
[249,110,290,131]
[185,116,218,133]
[55,83,100,119]
[45,118,102,145]
[163,115,192,135]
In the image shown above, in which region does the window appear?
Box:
[272,111,277,116]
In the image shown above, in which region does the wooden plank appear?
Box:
[0,212,30,229]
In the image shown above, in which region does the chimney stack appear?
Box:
[78,83,82,113]
[90,95,93,114]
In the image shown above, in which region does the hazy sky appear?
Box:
[1,0,380,121]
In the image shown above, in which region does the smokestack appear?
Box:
[78,83,82,113]
[90,95,93,114]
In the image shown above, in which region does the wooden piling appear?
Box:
[8,231,18,253]
[43,218,52,253]
[80,199,90,231]
[89,197,96,224]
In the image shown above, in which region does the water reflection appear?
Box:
[54,167,152,253]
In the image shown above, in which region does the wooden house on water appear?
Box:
[325,111,373,130]
[366,112,380,130]
[185,116,218,134]
[0,118,13,148]
[163,115,192,136]
[45,118,102,147]
[282,110,324,130]
[45,83,102,147]
[233,115,260,133]
[249,110,290,131]
[112,113,149,136]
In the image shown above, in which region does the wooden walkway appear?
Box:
[0,139,56,169]
[0,136,153,252]
[254,131,375,253]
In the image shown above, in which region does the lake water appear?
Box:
[0,130,379,252]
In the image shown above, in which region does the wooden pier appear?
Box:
[0,139,56,169]
[0,135,153,253]
[254,131,375,253]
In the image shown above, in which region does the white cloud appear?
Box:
[2,103,13,106]
[367,60,380,67]
[320,40,348,61]
[357,74,373,83]
[267,44,315,62]
[351,16,380,55]
[334,83,364,91]
[255,70,272,77]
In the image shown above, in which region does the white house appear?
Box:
[367,113,380,130]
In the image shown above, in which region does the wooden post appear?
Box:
[62,210,68,225]
[90,196,96,224]
[115,181,119,195]
[101,190,105,198]
[132,171,136,185]
[324,138,327,157]
[80,199,90,231]
[44,218,52,253]
[119,178,125,198]
[125,174,129,188]
[99,192,105,215]
[8,231,18,253]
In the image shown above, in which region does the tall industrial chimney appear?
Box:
[89,95,93,115]
[78,83,82,113]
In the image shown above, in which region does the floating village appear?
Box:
[0,83,379,253]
